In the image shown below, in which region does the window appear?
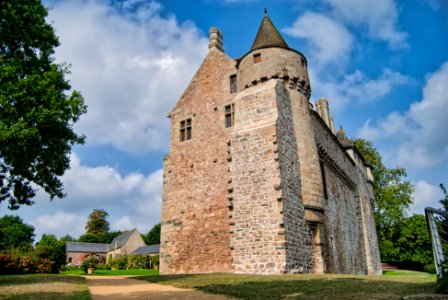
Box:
[253,53,261,63]
[230,75,237,93]
[225,104,234,128]
[68,257,72,263]
[180,118,192,142]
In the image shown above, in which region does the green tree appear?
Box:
[35,234,66,272]
[85,209,110,235]
[78,230,121,244]
[382,215,433,270]
[0,215,34,252]
[0,0,87,209]
[143,223,161,245]
[354,139,414,262]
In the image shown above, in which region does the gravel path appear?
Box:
[85,275,234,300]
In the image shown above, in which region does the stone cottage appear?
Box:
[160,12,382,275]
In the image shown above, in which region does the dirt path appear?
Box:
[85,275,234,300]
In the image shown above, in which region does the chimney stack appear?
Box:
[209,27,224,52]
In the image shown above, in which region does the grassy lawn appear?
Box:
[63,268,159,276]
[0,274,90,300]
[136,270,437,300]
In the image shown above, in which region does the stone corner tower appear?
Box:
[160,12,382,276]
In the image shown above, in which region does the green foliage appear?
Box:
[0,215,34,252]
[354,139,414,263]
[436,262,448,294]
[143,223,161,245]
[107,254,157,270]
[0,0,87,209]
[85,209,110,235]
[35,234,66,272]
[80,256,99,274]
[78,230,121,244]
[380,215,433,270]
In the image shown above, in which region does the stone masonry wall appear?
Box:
[228,81,286,274]
[160,48,237,274]
[310,112,381,274]
[275,82,314,273]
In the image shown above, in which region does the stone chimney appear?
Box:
[209,27,223,52]
[316,98,331,129]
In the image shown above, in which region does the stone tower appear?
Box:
[160,12,382,275]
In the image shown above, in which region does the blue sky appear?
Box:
[1,0,447,241]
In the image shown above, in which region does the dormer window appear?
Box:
[180,118,192,142]
[253,53,261,63]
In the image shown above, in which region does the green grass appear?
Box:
[383,270,436,277]
[0,274,90,300]
[136,271,437,300]
[63,268,159,276]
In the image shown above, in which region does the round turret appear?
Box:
[237,48,310,98]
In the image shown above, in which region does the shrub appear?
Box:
[424,263,436,274]
[36,258,54,273]
[18,256,36,274]
[437,262,448,294]
[81,256,99,274]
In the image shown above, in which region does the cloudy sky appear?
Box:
[1,0,447,241]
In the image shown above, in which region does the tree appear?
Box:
[78,230,121,244]
[35,234,66,272]
[0,215,34,252]
[354,139,414,261]
[85,209,110,235]
[0,0,87,209]
[143,223,161,245]
[381,215,433,270]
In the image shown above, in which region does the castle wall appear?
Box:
[310,112,381,274]
[228,81,286,274]
[160,48,237,274]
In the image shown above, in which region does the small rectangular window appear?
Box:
[225,104,234,128]
[180,118,192,142]
[230,75,237,93]
[253,53,261,63]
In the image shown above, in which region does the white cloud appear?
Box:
[284,12,353,64]
[312,69,410,112]
[359,61,448,168]
[0,153,163,241]
[410,180,444,214]
[47,0,208,153]
[326,0,408,48]
[33,211,84,240]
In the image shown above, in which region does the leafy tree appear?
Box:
[85,209,110,235]
[143,223,161,245]
[381,215,433,270]
[60,234,75,242]
[35,234,66,272]
[0,215,34,252]
[78,230,121,244]
[354,139,414,262]
[0,0,87,209]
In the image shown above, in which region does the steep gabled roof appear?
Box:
[109,228,138,250]
[250,10,289,51]
[130,244,160,255]
[66,242,109,253]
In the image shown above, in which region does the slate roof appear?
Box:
[251,10,289,51]
[130,244,160,255]
[109,228,137,250]
[66,242,109,253]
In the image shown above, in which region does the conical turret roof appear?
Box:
[250,10,289,51]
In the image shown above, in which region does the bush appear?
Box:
[437,262,448,294]
[127,254,148,269]
[150,255,159,269]
[424,263,436,274]
[36,258,54,273]
[81,256,99,274]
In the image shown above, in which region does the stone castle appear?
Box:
[160,12,382,275]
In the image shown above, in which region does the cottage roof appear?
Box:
[66,242,109,253]
[109,228,137,250]
[130,244,160,255]
[250,10,289,51]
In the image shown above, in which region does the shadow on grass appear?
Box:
[0,274,85,286]
[0,290,90,300]
[136,274,436,300]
